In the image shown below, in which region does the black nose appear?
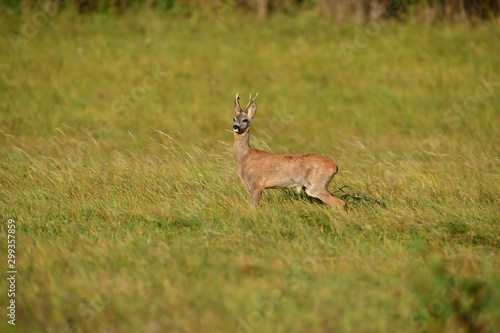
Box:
[233,125,239,130]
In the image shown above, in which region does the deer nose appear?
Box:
[233,125,239,131]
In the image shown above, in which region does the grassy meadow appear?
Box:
[0,7,499,333]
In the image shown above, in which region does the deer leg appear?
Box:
[305,187,345,211]
[249,188,262,207]
[295,185,304,194]
[329,195,346,211]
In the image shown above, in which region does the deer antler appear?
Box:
[235,92,242,113]
[243,93,258,113]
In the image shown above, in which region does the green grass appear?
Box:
[1,8,499,333]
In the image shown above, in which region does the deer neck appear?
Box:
[233,130,253,164]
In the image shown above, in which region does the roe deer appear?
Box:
[232,92,346,211]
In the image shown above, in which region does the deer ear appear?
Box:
[246,103,257,119]
[235,101,242,113]
[234,92,242,113]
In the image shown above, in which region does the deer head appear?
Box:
[233,92,258,135]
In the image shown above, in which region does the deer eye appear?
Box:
[242,119,248,123]
[233,118,236,122]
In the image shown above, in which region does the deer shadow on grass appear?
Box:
[333,185,387,210]
[265,185,387,211]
